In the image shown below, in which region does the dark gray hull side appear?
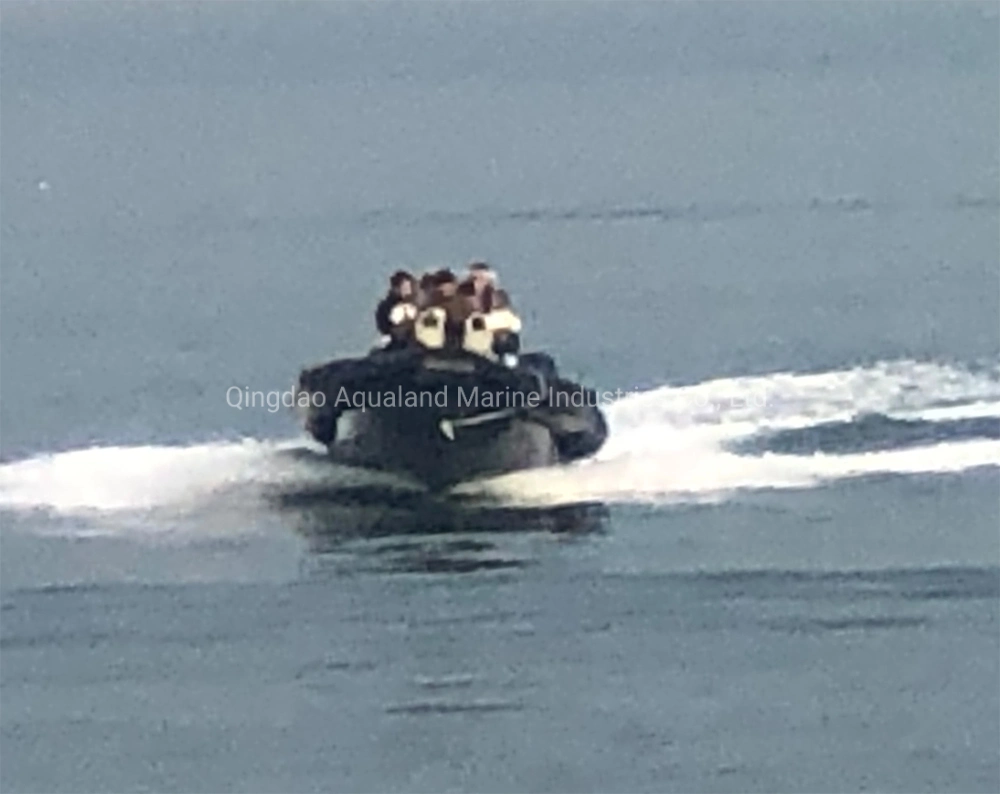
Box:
[327,407,559,490]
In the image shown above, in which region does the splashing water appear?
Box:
[466,360,1000,506]
[0,361,997,524]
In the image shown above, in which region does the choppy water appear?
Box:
[1,4,998,793]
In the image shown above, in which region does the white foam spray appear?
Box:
[0,361,997,523]
[458,360,1000,505]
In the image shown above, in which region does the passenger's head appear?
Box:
[467,261,497,293]
[432,268,458,299]
[389,270,416,299]
[416,272,436,304]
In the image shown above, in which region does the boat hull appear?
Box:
[296,348,607,490]
[328,406,560,490]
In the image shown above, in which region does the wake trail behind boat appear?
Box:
[0,361,997,530]
[0,440,415,520]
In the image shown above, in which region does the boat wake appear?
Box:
[0,360,997,533]
[462,359,1000,506]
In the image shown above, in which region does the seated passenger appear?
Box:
[414,268,456,310]
[462,261,498,311]
[375,270,418,349]
[483,287,522,333]
[430,269,458,304]
[442,280,477,349]
[483,287,522,366]
[417,271,437,308]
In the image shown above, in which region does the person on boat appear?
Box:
[417,270,474,349]
[484,286,522,366]
[456,283,521,362]
[482,286,520,331]
[438,279,476,349]
[417,271,437,307]
[431,269,459,303]
[375,270,419,349]
[463,261,497,311]
[410,269,459,351]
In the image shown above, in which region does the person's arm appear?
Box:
[375,296,394,336]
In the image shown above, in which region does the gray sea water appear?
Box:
[1,3,999,792]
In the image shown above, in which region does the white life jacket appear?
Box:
[389,301,418,327]
[414,306,446,350]
[484,308,522,334]
[462,312,496,360]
